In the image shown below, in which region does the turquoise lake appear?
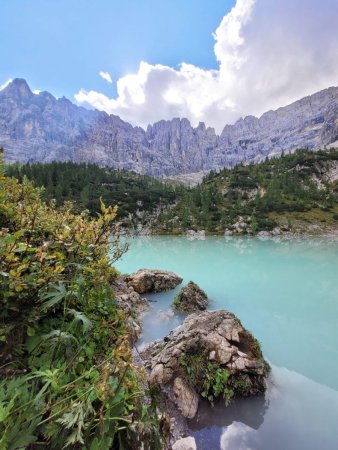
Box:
[116,236,338,450]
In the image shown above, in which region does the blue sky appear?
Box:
[1,0,338,131]
[0,0,234,98]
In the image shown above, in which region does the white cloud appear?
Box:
[0,78,13,91]
[99,71,112,84]
[220,422,255,450]
[75,0,338,133]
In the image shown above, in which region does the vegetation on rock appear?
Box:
[146,311,270,418]
[172,281,208,314]
[180,351,232,405]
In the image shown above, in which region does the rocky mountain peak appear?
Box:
[197,122,206,131]
[39,91,56,101]
[1,78,33,100]
[0,78,337,176]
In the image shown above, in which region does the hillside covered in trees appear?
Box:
[155,148,338,234]
[5,161,183,225]
[5,148,338,235]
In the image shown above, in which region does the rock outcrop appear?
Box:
[173,377,199,419]
[111,275,148,342]
[127,269,183,294]
[1,79,338,177]
[172,281,208,313]
[144,310,270,419]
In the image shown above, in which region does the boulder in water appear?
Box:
[172,281,208,313]
[128,269,183,294]
[144,310,270,418]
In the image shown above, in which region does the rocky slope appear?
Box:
[1,78,337,176]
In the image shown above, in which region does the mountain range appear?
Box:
[1,78,337,177]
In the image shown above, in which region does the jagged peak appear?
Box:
[197,122,206,131]
[2,78,33,99]
[148,117,192,129]
[1,77,337,177]
[39,91,56,101]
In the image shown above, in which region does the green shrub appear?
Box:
[0,151,162,449]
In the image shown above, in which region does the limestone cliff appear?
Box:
[1,79,337,176]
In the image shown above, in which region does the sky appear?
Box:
[1,0,338,132]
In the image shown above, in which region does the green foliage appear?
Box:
[5,160,183,222]
[0,152,162,449]
[156,148,338,233]
[180,351,233,406]
[5,148,338,236]
[201,364,233,405]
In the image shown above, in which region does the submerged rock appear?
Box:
[144,310,270,418]
[156,309,176,321]
[172,281,209,313]
[127,269,183,294]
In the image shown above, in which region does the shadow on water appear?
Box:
[187,393,268,450]
[188,394,268,431]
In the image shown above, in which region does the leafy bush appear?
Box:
[0,151,162,449]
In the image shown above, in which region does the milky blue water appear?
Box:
[116,236,338,450]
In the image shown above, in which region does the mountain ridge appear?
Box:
[1,78,337,176]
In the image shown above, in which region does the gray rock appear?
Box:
[186,230,205,240]
[172,437,197,450]
[111,276,148,343]
[112,275,148,312]
[173,281,208,313]
[1,79,338,177]
[127,269,183,294]
[173,377,199,419]
[257,230,271,238]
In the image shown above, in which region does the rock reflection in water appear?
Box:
[189,395,268,431]
[188,394,268,450]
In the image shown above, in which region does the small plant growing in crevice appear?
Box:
[201,363,233,405]
[180,350,233,406]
